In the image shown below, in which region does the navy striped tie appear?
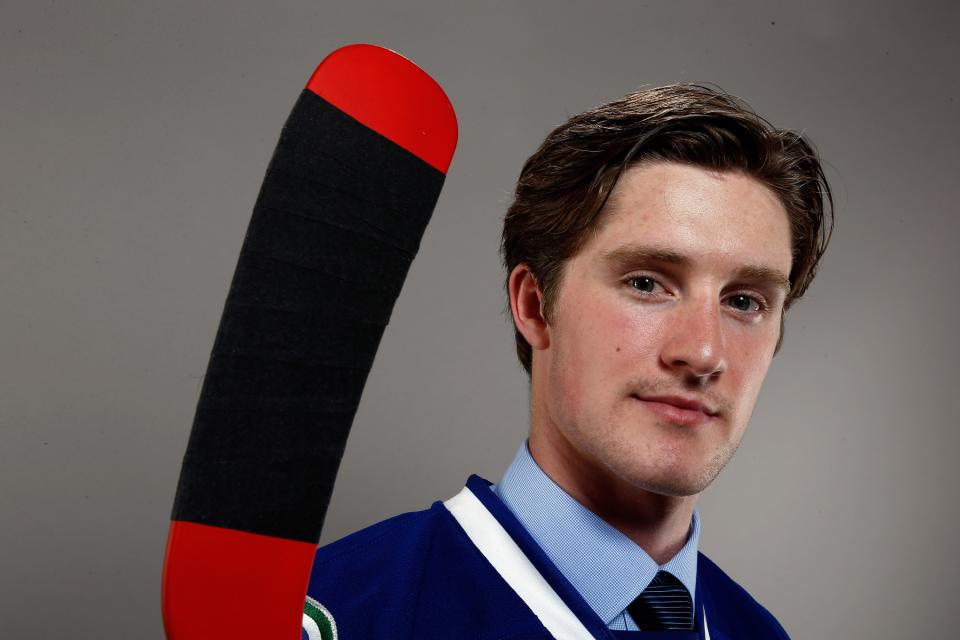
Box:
[627,570,694,631]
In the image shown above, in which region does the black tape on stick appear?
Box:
[172,90,446,542]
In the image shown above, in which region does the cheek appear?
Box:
[555,295,665,396]
[618,308,668,363]
[725,332,777,418]
[548,297,610,413]
[597,298,668,384]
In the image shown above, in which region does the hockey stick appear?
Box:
[162,43,458,639]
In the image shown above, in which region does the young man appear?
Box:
[302,85,832,639]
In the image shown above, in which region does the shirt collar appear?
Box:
[491,440,700,627]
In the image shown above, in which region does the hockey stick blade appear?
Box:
[162,44,457,639]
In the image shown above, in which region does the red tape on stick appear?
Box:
[306,43,457,174]
[162,522,316,639]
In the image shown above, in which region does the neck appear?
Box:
[528,429,697,565]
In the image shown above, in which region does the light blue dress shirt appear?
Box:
[491,441,700,631]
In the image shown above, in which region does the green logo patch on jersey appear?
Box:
[303,596,338,640]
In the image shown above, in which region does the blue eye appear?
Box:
[629,276,660,293]
[727,294,761,312]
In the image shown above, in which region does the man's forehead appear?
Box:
[565,164,794,293]
[609,162,783,212]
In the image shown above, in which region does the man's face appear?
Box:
[533,161,792,497]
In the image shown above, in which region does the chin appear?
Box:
[608,445,738,498]
[625,471,715,498]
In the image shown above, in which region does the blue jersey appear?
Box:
[302,475,790,639]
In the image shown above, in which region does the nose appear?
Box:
[660,297,727,382]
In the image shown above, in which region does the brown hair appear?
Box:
[501,84,833,375]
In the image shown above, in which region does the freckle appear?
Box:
[616,347,621,352]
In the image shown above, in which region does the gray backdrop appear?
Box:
[2,1,957,637]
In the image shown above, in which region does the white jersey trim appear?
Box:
[444,486,599,640]
[445,485,711,640]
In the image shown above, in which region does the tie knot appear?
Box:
[626,570,694,631]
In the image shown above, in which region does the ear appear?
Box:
[508,263,551,350]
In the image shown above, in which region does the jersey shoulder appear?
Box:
[303,496,551,639]
[308,501,446,593]
[698,551,791,639]
[303,503,446,638]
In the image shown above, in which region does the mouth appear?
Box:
[631,394,719,427]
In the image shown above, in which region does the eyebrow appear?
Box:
[735,264,792,294]
[601,245,690,268]
[600,244,792,293]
